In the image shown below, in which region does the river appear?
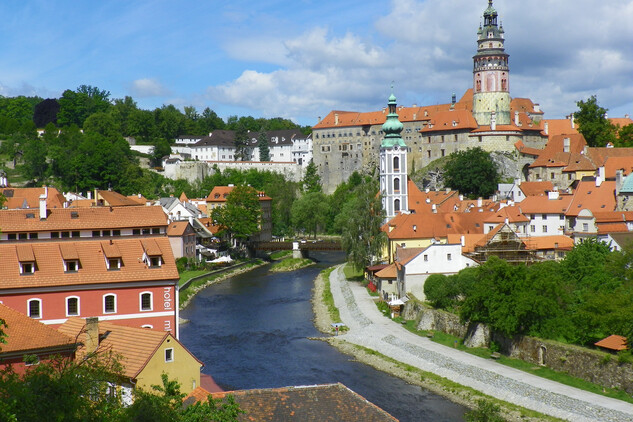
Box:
[179,252,466,421]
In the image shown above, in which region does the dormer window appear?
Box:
[64,260,79,273]
[149,256,162,268]
[107,258,121,270]
[20,262,35,275]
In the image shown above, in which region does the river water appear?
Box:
[179,252,466,421]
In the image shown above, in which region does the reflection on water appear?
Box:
[180,252,466,421]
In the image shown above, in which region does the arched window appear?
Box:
[393,156,399,171]
[394,199,401,212]
[66,296,80,316]
[103,294,116,314]
[394,178,400,192]
[28,299,42,319]
[140,292,153,312]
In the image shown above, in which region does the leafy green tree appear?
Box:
[339,181,387,271]
[128,109,157,144]
[198,107,225,134]
[57,85,112,127]
[424,274,459,309]
[257,131,270,162]
[444,147,499,199]
[33,98,60,128]
[574,96,617,147]
[302,160,321,193]
[22,138,49,183]
[155,105,185,140]
[152,139,172,167]
[211,185,262,248]
[83,112,122,141]
[111,96,139,136]
[291,192,329,238]
[617,124,633,147]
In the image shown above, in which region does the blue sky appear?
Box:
[0,0,631,126]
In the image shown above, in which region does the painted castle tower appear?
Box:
[380,90,408,220]
[472,0,511,126]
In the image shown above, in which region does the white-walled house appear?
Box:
[394,243,478,300]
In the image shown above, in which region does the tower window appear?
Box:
[393,156,399,171]
[394,199,401,212]
[394,178,400,192]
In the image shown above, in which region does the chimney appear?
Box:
[477,197,483,207]
[445,187,450,193]
[432,204,437,213]
[459,194,464,201]
[490,111,497,131]
[334,113,339,125]
[598,166,606,181]
[84,317,100,354]
[425,187,430,193]
[626,114,630,119]
[571,115,575,129]
[616,170,624,195]
[39,186,48,220]
[514,111,520,126]
[596,176,603,187]
[563,138,570,153]
[548,190,559,200]
[534,104,540,112]
[544,121,549,135]
[461,235,465,247]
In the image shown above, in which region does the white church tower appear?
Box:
[380,89,408,221]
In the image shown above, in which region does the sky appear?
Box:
[0,0,631,127]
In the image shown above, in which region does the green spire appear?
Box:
[381,85,406,148]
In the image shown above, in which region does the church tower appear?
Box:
[472,0,511,126]
[380,89,408,221]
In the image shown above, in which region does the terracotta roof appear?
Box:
[514,140,542,157]
[178,192,189,202]
[523,235,574,251]
[542,119,579,136]
[587,147,633,168]
[603,156,633,179]
[593,211,633,223]
[407,182,459,214]
[518,195,572,214]
[419,109,479,133]
[196,217,221,235]
[58,318,201,379]
[97,190,145,207]
[596,223,628,234]
[126,195,147,206]
[474,223,509,247]
[0,205,168,233]
[484,206,530,224]
[595,334,628,351]
[205,186,272,202]
[609,117,633,128]
[366,264,388,272]
[0,303,76,355]
[375,263,397,279]
[395,246,427,265]
[0,238,178,290]
[519,181,554,197]
[446,234,484,253]
[566,180,616,217]
[187,383,397,422]
[384,211,489,240]
[167,221,191,237]
[0,187,66,210]
[529,134,588,169]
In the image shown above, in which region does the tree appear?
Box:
[465,399,504,422]
[444,147,499,199]
[22,138,49,182]
[152,139,172,167]
[617,124,633,147]
[302,160,321,193]
[574,96,617,147]
[339,181,387,271]
[57,85,112,127]
[233,124,250,161]
[33,99,60,128]
[211,185,262,248]
[291,192,329,238]
[257,131,270,162]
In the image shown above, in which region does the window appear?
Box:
[149,256,161,268]
[19,233,27,240]
[530,225,536,233]
[65,260,78,272]
[29,233,38,239]
[142,228,150,235]
[447,254,452,261]
[152,228,160,234]
[102,230,111,237]
[113,230,121,236]
[133,229,141,235]
[107,258,120,271]
[542,225,547,233]
[72,231,80,238]
[104,294,116,313]
[582,223,589,232]
[24,354,40,366]
[441,149,445,157]
[20,262,35,275]
[542,214,547,220]
[51,232,60,239]
[560,215,565,220]
[28,299,41,318]
[394,178,400,192]
[393,156,399,171]
[66,297,80,316]
[165,348,174,362]
[61,232,70,238]
[394,199,400,212]
[92,230,101,237]
[423,254,428,262]
[8,233,16,240]
[140,292,152,311]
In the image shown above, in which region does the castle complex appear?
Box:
[312,1,548,194]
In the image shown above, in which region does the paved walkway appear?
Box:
[328,265,633,422]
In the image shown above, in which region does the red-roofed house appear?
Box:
[167,221,196,259]
[0,303,77,375]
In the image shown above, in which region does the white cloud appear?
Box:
[129,78,170,98]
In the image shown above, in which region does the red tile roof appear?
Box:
[0,187,66,210]
[566,180,616,217]
[518,195,573,214]
[542,119,579,136]
[484,206,530,224]
[595,335,628,351]
[384,211,488,240]
[0,238,178,289]
[167,221,191,237]
[186,383,398,422]
[206,186,271,202]
[0,303,76,355]
[602,156,633,179]
[523,235,574,251]
[0,205,168,233]
[519,181,554,197]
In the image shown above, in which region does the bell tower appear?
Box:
[380,88,408,221]
[472,0,511,126]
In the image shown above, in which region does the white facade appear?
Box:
[380,146,408,220]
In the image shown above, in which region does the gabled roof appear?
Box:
[419,109,479,133]
[186,383,398,422]
[0,303,76,355]
[0,205,168,233]
[519,181,554,197]
[542,118,579,136]
[167,221,192,237]
[96,190,144,207]
[588,147,633,168]
[514,140,543,157]
[375,263,397,279]
[595,335,628,351]
[518,194,573,214]
[1,187,66,210]
[484,206,530,224]
[205,186,271,202]
[603,156,633,179]
[384,211,489,240]
[58,318,202,379]
[407,182,459,214]
[529,134,588,169]
[609,117,633,128]
[0,238,178,290]
[566,180,616,217]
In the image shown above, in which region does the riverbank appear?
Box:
[269,257,314,272]
[311,268,560,422]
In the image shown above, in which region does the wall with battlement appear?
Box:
[162,161,303,183]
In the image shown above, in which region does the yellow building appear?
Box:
[59,317,203,399]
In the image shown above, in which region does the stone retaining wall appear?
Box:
[403,300,633,394]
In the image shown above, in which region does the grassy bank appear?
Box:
[270,257,313,272]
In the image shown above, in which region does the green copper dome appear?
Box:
[381,90,406,148]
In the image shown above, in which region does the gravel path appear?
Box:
[325,264,633,422]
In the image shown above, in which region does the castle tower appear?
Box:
[472,0,511,126]
[380,89,408,220]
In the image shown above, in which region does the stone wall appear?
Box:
[402,300,633,393]
[163,161,303,183]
